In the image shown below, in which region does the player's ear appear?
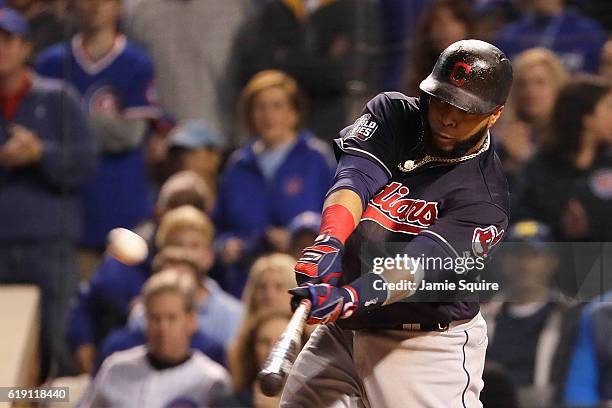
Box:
[486,106,504,128]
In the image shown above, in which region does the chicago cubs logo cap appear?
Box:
[0,8,29,37]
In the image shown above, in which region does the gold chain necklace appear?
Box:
[398,134,491,173]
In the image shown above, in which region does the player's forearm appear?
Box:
[294,189,362,287]
[321,154,389,242]
[322,189,363,238]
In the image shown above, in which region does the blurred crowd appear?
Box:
[0,0,611,407]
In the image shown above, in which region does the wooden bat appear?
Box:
[257,299,311,397]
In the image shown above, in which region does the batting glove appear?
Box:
[289,283,358,325]
[294,235,344,286]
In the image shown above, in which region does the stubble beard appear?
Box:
[424,125,489,159]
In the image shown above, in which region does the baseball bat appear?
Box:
[257,299,311,397]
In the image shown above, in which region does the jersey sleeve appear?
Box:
[419,201,508,260]
[334,92,404,178]
[122,53,161,119]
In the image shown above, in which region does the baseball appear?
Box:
[107,228,148,265]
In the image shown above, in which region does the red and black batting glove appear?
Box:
[289,283,358,325]
[294,234,345,287]
[289,272,390,325]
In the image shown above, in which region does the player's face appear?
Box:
[254,316,291,368]
[0,31,31,77]
[254,269,292,313]
[164,228,213,272]
[585,91,612,144]
[146,292,197,363]
[76,0,121,31]
[427,97,503,157]
[252,86,299,147]
[514,63,560,123]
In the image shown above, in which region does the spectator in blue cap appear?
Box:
[0,6,97,379]
[288,211,321,260]
[166,120,224,193]
[482,220,573,408]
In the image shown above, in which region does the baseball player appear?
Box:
[284,40,513,407]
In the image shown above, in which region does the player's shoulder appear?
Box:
[367,91,420,117]
[445,138,509,215]
[473,144,510,213]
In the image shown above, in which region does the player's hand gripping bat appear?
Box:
[257,299,311,397]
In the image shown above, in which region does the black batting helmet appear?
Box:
[419,39,513,115]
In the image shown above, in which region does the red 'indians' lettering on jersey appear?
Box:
[361,182,439,234]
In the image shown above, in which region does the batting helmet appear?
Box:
[419,39,513,115]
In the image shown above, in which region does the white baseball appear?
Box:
[107,228,148,265]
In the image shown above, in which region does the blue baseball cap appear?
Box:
[169,120,224,150]
[289,211,321,239]
[0,8,29,37]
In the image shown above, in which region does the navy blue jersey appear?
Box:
[36,34,159,119]
[335,92,509,326]
[36,34,160,248]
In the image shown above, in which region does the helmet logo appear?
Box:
[449,62,472,87]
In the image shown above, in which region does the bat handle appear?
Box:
[257,299,311,397]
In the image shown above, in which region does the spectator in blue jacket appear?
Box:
[494,0,607,73]
[0,8,97,379]
[214,70,335,296]
[564,290,612,405]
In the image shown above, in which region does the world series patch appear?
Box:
[345,113,379,141]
